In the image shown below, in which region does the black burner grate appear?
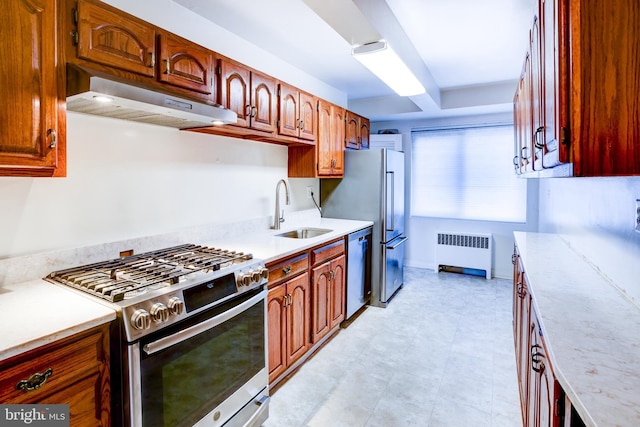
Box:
[45,244,251,302]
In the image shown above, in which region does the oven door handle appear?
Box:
[143,289,267,356]
[243,394,270,427]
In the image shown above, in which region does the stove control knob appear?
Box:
[237,273,252,287]
[150,303,169,323]
[168,297,185,315]
[131,309,151,330]
[251,270,262,282]
[259,267,269,281]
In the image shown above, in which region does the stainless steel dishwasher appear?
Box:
[346,227,372,319]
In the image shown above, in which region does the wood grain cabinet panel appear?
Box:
[158,31,213,94]
[0,0,66,177]
[278,83,317,143]
[267,271,310,384]
[311,240,346,344]
[219,58,277,133]
[513,0,640,176]
[0,324,110,426]
[76,0,157,77]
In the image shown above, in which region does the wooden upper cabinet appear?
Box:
[0,0,66,177]
[317,100,344,177]
[514,0,640,176]
[298,92,317,142]
[359,116,370,149]
[219,58,276,133]
[278,83,317,142]
[76,0,157,77]
[219,59,251,127]
[345,111,360,149]
[158,31,213,94]
[345,111,369,150]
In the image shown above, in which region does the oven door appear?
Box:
[128,288,269,427]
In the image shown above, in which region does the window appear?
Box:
[411,124,526,222]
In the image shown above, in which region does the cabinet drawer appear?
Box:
[311,239,345,266]
[267,252,309,288]
[0,326,107,404]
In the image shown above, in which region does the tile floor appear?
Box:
[262,267,523,427]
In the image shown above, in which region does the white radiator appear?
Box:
[435,232,493,279]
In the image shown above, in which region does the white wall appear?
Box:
[538,177,640,306]
[0,0,356,259]
[0,113,317,258]
[372,113,539,279]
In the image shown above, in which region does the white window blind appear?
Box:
[411,124,526,222]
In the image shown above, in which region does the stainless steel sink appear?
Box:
[275,228,333,239]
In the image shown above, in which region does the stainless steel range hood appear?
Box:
[66,67,237,129]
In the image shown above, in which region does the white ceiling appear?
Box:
[173,0,536,122]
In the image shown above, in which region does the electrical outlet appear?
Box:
[636,199,640,233]
[307,186,313,199]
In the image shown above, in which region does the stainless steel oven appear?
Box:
[130,287,269,427]
[45,244,270,427]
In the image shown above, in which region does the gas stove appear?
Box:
[45,243,268,341]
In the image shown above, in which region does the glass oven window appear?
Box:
[140,292,265,427]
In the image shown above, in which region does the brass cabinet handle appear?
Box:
[164,59,171,74]
[282,266,291,275]
[251,106,257,118]
[245,105,252,117]
[534,126,545,149]
[48,129,57,149]
[149,52,156,68]
[16,368,53,392]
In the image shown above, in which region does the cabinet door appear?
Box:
[267,284,287,383]
[219,59,251,128]
[286,272,311,366]
[530,15,544,171]
[359,117,370,149]
[0,325,110,426]
[317,100,333,176]
[345,111,360,149]
[298,92,317,142]
[158,32,213,95]
[0,0,63,177]
[329,255,346,329]
[514,257,532,421]
[331,105,346,175]
[539,0,567,167]
[250,71,277,133]
[311,262,332,343]
[76,0,156,77]
[278,83,300,138]
[528,310,561,427]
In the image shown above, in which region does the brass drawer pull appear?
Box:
[282,266,291,274]
[16,368,53,392]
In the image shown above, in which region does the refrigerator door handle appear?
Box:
[386,171,394,231]
[386,236,408,249]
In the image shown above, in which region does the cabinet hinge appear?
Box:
[560,126,569,145]
[71,30,79,46]
[71,7,78,25]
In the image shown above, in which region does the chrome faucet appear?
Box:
[273,179,290,230]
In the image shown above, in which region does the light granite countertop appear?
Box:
[0,280,116,361]
[0,216,372,362]
[514,232,640,427]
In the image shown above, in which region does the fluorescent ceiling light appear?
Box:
[352,41,426,97]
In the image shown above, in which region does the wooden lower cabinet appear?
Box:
[513,247,568,427]
[0,324,110,426]
[311,254,346,343]
[267,272,310,383]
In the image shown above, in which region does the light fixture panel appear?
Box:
[352,41,426,97]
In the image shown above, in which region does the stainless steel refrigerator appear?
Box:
[321,148,407,308]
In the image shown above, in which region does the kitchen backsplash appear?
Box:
[0,209,320,287]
